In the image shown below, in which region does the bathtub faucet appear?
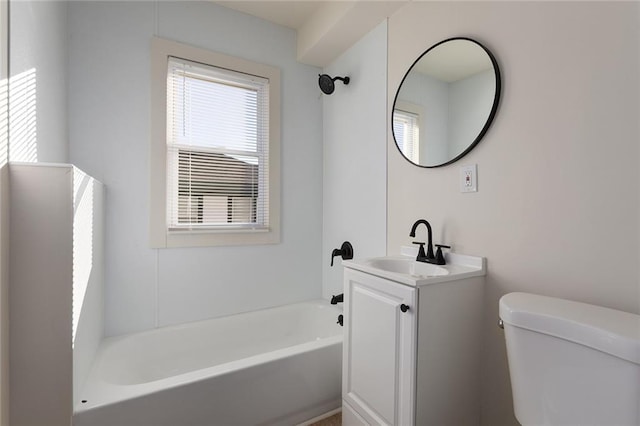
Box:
[331,294,343,304]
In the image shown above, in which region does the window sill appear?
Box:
[154,227,279,248]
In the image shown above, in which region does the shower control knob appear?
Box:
[400,304,410,313]
[337,314,344,326]
[330,241,354,266]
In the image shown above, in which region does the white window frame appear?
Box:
[393,100,422,164]
[150,37,280,248]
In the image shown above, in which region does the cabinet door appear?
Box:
[343,269,416,426]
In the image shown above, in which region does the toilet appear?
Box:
[499,292,640,426]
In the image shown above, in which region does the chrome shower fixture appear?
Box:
[318,74,350,95]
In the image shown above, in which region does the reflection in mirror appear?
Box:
[392,37,501,168]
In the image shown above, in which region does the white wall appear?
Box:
[0,165,7,426]
[448,69,494,158]
[72,169,104,408]
[387,2,639,425]
[9,0,68,163]
[0,0,7,421]
[4,1,68,423]
[68,1,324,336]
[322,21,387,300]
[10,164,74,426]
[9,164,104,422]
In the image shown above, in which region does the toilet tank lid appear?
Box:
[500,292,640,364]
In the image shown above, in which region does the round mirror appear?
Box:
[392,37,501,168]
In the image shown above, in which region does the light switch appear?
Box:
[460,164,477,193]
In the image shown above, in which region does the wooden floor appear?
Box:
[310,412,341,426]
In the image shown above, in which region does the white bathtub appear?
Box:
[73,300,343,426]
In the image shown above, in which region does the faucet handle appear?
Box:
[331,241,354,266]
[412,241,427,259]
[434,244,451,265]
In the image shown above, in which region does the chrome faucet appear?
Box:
[409,219,450,265]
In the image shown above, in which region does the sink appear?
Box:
[342,250,486,287]
[366,258,449,277]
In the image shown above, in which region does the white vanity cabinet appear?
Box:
[342,268,417,425]
[342,254,485,426]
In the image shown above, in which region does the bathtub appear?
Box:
[73,300,343,426]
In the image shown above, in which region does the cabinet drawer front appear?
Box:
[343,269,416,426]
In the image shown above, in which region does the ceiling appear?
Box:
[215,1,326,30]
[212,1,408,67]
[415,39,494,83]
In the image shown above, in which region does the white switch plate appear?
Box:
[460,164,477,192]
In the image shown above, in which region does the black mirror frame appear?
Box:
[392,36,502,168]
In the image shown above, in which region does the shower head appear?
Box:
[318,74,350,95]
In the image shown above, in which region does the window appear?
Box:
[150,38,280,248]
[393,109,420,163]
[166,57,269,230]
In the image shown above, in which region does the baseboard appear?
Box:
[297,407,342,426]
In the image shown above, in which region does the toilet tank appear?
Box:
[499,292,640,426]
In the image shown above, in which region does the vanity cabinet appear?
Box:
[342,257,484,426]
[342,268,417,425]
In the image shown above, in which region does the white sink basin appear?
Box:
[342,251,486,287]
[366,258,449,277]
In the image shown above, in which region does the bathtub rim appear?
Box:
[75,300,343,414]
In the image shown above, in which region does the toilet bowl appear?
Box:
[499,292,640,426]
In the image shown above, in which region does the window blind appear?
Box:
[166,56,270,231]
[393,109,420,163]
